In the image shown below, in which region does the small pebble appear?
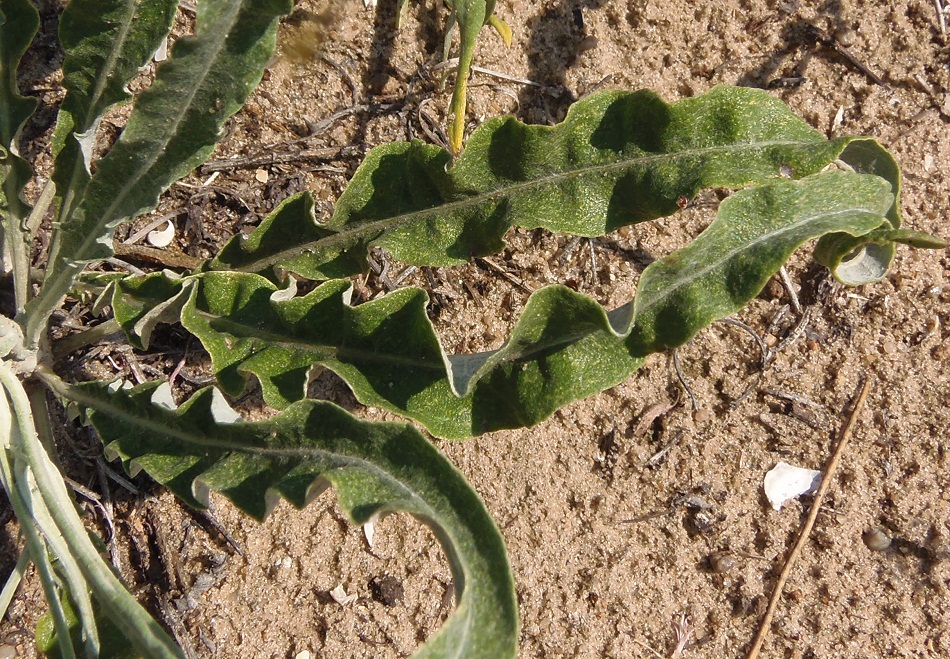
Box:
[834,27,857,47]
[0,645,15,659]
[709,552,737,573]
[576,35,598,56]
[863,526,892,551]
[369,574,404,607]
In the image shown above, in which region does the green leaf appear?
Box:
[1,363,184,658]
[0,0,38,206]
[130,171,895,438]
[814,227,947,285]
[64,380,518,659]
[0,0,40,312]
[211,192,363,281]
[112,269,188,350]
[51,0,179,228]
[812,139,904,284]
[36,593,141,659]
[210,85,889,281]
[25,0,293,347]
[622,171,892,354]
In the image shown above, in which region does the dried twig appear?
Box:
[763,388,823,410]
[745,377,871,659]
[112,242,203,270]
[202,145,361,172]
[646,430,683,468]
[813,26,890,88]
[777,266,802,314]
[123,208,187,245]
[632,639,666,659]
[766,306,813,365]
[587,238,599,286]
[632,399,677,437]
[719,317,768,369]
[476,257,532,293]
[672,349,698,411]
[431,57,545,87]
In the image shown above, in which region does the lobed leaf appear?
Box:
[25,0,293,346]
[123,171,895,438]
[51,0,179,227]
[210,85,897,281]
[62,379,518,659]
[111,268,188,350]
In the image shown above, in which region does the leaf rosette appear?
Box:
[111,86,944,438]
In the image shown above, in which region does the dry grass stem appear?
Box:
[745,377,872,659]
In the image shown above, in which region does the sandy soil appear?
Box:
[2,0,949,657]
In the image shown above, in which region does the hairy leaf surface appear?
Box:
[121,172,895,438]
[0,0,37,203]
[0,0,39,311]
[25,0,292,345]
[211,86,898,282]
[63,380,518,659]
[51,0,178,227]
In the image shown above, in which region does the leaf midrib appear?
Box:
[233,139,825,274]
[57,0,142,220]
[68,382,495,658]
[67,381,421,496]
[69,0,243,266]
[77,0,141,134]
[633,205,886,317]
[191,309,448,372]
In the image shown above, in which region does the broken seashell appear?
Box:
[763,461,822,511]
[147,220,175,248]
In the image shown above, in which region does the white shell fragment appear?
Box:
[764,461,822,511]
[363,521,375,549]
[153,37,168,62]
[147,220,176,247]
[329,584,357,606]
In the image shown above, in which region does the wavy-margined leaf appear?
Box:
[210,85,897,282]
[0,0,39,312]
[111,269,188,350]
[813,139,903,284]
[122,171,895,438]
[51,0,178,227]
[58,379,518,659]
[0,0,37,210]
[24,0,293,346]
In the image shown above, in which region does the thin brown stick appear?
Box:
[745,377,871,659]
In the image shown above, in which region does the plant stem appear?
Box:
[0,381,77,658]
[4,207,31,317]
[25,177,56,234]
[22,262,82,351]
[0,363,185,658]
[0,545,30,620]
[52,318,124,361]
